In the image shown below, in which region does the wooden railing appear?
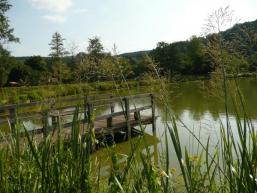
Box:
[0,93,156,137]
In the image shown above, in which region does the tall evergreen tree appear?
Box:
[49,32,68,59]
[49,32,69,83]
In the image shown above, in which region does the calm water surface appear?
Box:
[93,77,257,170]
[2,77,257,170]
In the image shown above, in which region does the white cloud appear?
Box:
[72,8,88,14]
[28,0,73,13]
[43,15,66,23]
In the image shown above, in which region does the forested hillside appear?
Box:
[2,18,257,87]
[150,19,257,76]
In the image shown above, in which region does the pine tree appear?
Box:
[49,32,69,83]
[49,32,68,59]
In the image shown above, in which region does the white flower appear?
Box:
[181,158,186,166]
[230,165,237,175]
[160,170,169,178]
[249,174,257,183]
[82,142,87,149]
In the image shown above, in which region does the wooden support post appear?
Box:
[134,110,140,121]
[151,94,156,134]
[110,95,115,113]
[107,117,112,128]
[87,103,94,126]
[9,107,17,134]
[123,97,131,140]
[52,115,58,127]
[87,102,94,152]
[84,96,88,123]
[42,110,50,138]
[107,95,115,128]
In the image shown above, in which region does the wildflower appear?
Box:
[82,142,87,149]
[230,165,237,175]
[181,158,186,166]
[170,168,176,174]
[191,155,198,162]
[160,170,169,178]
[249,174,257,183]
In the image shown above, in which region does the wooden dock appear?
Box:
[0,93,157,143]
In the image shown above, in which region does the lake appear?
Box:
[92,77,257,170]
[1,77,257,170]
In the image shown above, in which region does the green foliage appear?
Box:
[151,37,210,76]
[0,0,19,86]
[49,32,68,59]
[8,62,32,85]
[0,45,13,86]
[24,55,47,71]
[87,36,104,56]
[0,0,19,44]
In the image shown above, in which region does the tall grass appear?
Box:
[1,82,257,192]
[1,62,257,192]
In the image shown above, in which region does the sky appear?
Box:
[7,0,257,56]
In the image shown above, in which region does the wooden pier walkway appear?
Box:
[0,93,157,142]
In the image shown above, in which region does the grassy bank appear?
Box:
[1,74,257,192]
[0,79,160,105]
[0,82,257,193]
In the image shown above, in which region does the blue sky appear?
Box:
[7,0,257,56]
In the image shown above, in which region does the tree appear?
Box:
[24,56,49,84]
[84,37,105,81]
[49,32,69,83]
[49,32,68,59]
[0,45,12,86]
[0,0,19,44]
[0,0,19,87]
[67,41,78,68]
[8,63,31,85]
[87,37,104,56]
[24,56,47,71]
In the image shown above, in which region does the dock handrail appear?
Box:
[0,93,156,137]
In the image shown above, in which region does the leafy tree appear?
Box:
[24,56,47,71]
[0,45,10,86]
[0,0,19,86]
[87,37,104,56]
[51,61,70,83]
[8,63,31,85]
[24,56,49,84]
[0,0,19,44]
[83,37,105,81]
[67,41,78,68]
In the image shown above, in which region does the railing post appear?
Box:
[87,102,94,151]
[42,110,51,138]
[123,97,131,140]
[9,107,17,134]
[150,94,156,134]
[84,95,88,123]
[107,95,115,128]
[87,102,94,139]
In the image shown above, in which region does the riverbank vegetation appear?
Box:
[0,79,162,105]
[1,3,257,88]
[2,1,257,193]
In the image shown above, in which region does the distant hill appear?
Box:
[119,50,151,62]
[15,56,50,63]
[15,19,257,64]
